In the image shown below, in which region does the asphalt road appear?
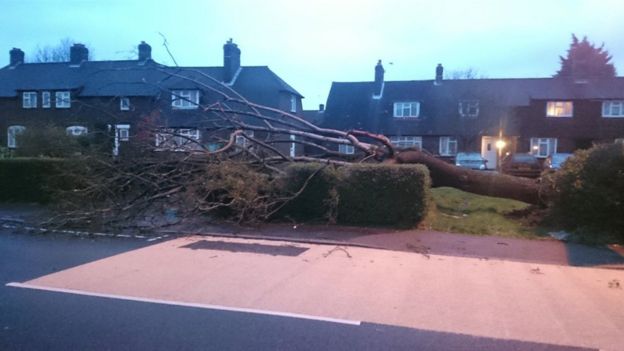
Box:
[0,231,597,351]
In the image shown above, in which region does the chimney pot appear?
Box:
[70,43,88,65]
[373,59,385,97]
[138,41,152,61]
[435,63,443,85]
[223,39,241,84]
[319,104,325,112]
[9,48,24,66]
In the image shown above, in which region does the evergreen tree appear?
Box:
[555,34,616,79]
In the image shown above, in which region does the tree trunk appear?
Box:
[389,150,542,205]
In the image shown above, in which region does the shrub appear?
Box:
[15,124,88,158]
[0,158,67,203]
[551,142,624,242]
[281,163,431,228]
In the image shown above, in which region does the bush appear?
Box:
[15,124,90,158]
[551,142,624,242]
[0,158,67,203]
[281,163,431,228]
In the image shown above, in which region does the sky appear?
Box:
[1,0,624,109]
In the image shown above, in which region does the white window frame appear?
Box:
[55,91,71,108]
[439,136,458,156]
[389,136,422,150]
[602,100,624,118]
[393,102,420,118]
[235,130,255,147]
[290,95,297,113]
[120,97,130,111]
[530,137,557,158]
[22,92,37,108]
[546,101,573,117]
[66,125,88,136]
[42,91,51,108]
[338,144,355,155]
[289,134,296,157]
[7,125,26,148]
[459,100,479,117]
[117,125,130,141]
[155,128,201,151]
[171,90,200,109]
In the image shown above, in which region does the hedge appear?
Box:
[281,163,431,227]
[0,158,66,203]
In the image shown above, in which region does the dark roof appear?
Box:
[0,60,302,104]
[301,109,324,125]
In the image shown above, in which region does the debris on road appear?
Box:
[323,246,352,259]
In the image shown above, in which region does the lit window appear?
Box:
[290,95,297,113]
[235,130,255,147]
[602,101,624,118]
[171,90,200,109]
[393,102,420,118]
[530,138,557,158]
[55,91,71,108]
[7,125,26,148]
[22,92,37,108]
[390,136,422,149]
[439,137,458,156]
[459,100,479,117]
[339,144,355,154]
[155,128,201,151]
[120,97,130,111]
[42,91,51,108]
[546,101,572,117]
[66,126,88,136]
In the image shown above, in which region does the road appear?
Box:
[1,230,620,350]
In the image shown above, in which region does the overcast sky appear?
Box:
[2,0,623,109]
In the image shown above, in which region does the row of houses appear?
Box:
[2,40,624,168]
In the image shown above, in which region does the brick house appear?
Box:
[322,61,624,168]
[0,39,304,156]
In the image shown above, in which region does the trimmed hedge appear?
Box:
[281,163,431,227]
[0,158,66,203]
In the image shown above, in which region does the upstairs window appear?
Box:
[22,92,37,108]
[66,126,88,136]
[390,136,422,150]
[120,97,130,111]
[338,144,355,155]
[530,137,557,158]
[7,125,26,148]
[459,100,479,117]
[393,102,420,118]
[171,90,200,109]
[42,91,51,108]
[55,91,71,108]
[602,101,624,118]
[290,95,297,113]
[439,136,458,156]
[546,101,572,117]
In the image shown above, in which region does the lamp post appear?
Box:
[495,139,506,172]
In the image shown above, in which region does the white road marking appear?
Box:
[6,282,361,326]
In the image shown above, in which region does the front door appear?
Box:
[481,136,497,170]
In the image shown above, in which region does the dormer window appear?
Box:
[55,91,71,108]
[459,100,479,117]
[393,102,420,118]
[22,92,37,108]
[120,97,130,111]
[546,101,572,117]
[171,90,200,109]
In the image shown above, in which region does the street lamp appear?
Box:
[495,139,506,172]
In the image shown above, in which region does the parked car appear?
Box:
[544,153,573,170]
[501,153,542,178]
[455,152,488,170]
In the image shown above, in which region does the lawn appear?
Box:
[424,187,545,239]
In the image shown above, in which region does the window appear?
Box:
[7,125,26,148]
[42,91,51,108]
[530,137,557,158]
[390,136,422,149]
[22,92,37,108]
[289,134,296,157]
[120,97,130,111]
[116,124,130,141]
[546,101,572,117]
[290,95,297,113]
[55,91,71,108]
[393,102,420,118]
[235,130,254,147]
[66,126,88,136]
[459,100,479,117]
[338,144,355,154]
[602,101,624,118]
[155,128,201,151]
[171,90,200,109]
[439,137,458,156]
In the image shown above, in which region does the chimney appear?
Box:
[435,63,443,85]
[319,104,325,112]
[373,60,384,98]
[223,38,241,84]
[9,48,24,66]
[70,43,88,65]
[138,41,152,61]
